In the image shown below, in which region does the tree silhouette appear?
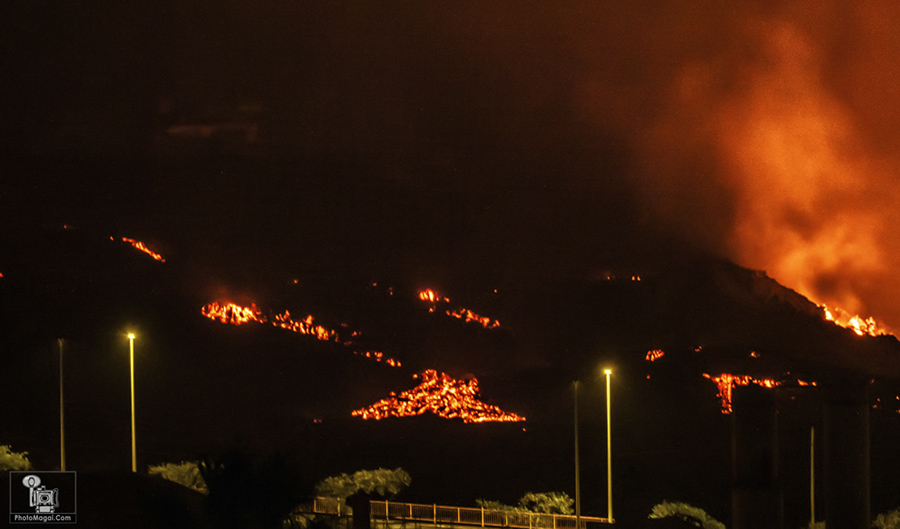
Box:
[200,452,307,529]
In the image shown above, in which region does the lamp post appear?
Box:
[810,426,815,528]
[128,333,136,473]
[58,339,65,471]
[573,381,581,529]
[604,369,613,523]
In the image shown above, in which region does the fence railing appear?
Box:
[300,497,613,528]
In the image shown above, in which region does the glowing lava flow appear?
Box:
[417,289,501,329]
[352,369,525,423]
[272,311,338,341]
[201,302,400,367]
[703,373,780,414]
[822,305,886,337]
[645,349,665,362]
[202,302,266,325]
[702,373,818,413]
[121,237,166,262]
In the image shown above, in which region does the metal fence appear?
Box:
[299,497,613,528]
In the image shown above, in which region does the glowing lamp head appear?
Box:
[604,369,612,375]
[127,333,135,340]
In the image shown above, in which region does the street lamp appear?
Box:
[604,369,613,523]
[128,333,137,473]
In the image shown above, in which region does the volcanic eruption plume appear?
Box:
[620,4,900,334]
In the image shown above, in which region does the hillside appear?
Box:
[2,228,900,527]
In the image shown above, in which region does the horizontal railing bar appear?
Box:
[297,497,613,526]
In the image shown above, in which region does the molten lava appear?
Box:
[822,305,886,337]
[418,289,449,306]
[121,237,166,262]
[645,349,665,362]
[202,302,266,325]
[703,373,780,414]
[417,289,501,329]
[201,302,400,366]
[351,369,525,423]
[703,372,817,413]
[272,311,338,341]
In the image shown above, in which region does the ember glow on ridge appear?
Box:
[121,237,166,262]
[822,304,888,337]
[201,301,400,366]
[417,289,501,329]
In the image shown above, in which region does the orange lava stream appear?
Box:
[417,289,501,329]
[703,373,779,414]
[202,302,266,325]
[822,305,886,337]
[201,301,400,367]
[352,369,525,423]
[418,289,449,305]
[703,372,817,413]
[645,349,665,362]
[121,237,166,262]
[272,311,338,341]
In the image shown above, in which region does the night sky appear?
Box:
[4,1,900,526]
[4,0,900,326]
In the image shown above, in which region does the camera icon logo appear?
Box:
[21,475,59,514]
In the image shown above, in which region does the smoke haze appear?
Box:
[4,1,900,328]
[618,2,900,329]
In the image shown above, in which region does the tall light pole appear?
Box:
[58,339,66,471]
[128,333,137,473]
[573,381,581,529]
[604,369,613,523]
[810,426,815,528]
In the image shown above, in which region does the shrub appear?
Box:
[0,445,32,471]
[649,501,726,529]
[148,461,208,494]
[476,492,574,515]
[200,452,306,529]
[475,499,520,512]
[315,468,410,500]
[518,492,574,514]
[874,507,900,529]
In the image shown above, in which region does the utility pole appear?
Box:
[810,426,815,528]
[573,381,581,529]
[59,339,66,471]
